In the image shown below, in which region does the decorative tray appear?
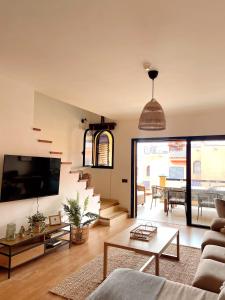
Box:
[130,224,157,241]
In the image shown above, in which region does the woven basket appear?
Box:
[71,225,89,244]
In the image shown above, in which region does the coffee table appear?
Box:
[103,225,179,279]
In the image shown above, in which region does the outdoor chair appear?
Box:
[197,193,217,220]
[166,188,186,216]
[151,185,164,209]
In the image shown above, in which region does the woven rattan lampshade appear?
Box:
[138,98,166,130]
[138,69,166,130]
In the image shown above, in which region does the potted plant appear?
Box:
[63,193,98,244]
[28,211,46,233]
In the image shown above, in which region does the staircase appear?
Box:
[31,127,100,215]
[32,127,128,224]
[98,198,128,226]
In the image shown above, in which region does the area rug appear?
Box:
[49,245,201,300]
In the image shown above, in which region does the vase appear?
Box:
[33,222,45,233]
[6,223,16,240]
[71,225,89,244]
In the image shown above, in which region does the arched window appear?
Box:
[95,130,113,167]
[193,160,201,175]
[83,129,114,168]
[146,165,151,177]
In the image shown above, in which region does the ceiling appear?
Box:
[1,0,225,120]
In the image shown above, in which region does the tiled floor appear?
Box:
[137,196,217,227]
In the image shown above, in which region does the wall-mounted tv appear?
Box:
[0,155,61,202]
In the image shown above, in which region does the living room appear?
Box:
[0,1,225,300]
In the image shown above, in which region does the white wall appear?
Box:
[90,109,225,212]
[34,92,100,168]
[0,75,100,237]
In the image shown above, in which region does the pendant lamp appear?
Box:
[138,69,166,130]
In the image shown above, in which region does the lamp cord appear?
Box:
[37,197,39,213]
[152,79,154,99]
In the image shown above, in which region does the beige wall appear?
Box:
[34,92,100,168]
[0,75,100,237]
[90,110,225,213]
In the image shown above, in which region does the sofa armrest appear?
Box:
[210,218,225,231]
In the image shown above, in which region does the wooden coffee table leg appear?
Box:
[177,231,180,260]
[155,254,159,276]
[139,255,155,272]
[103,243,108,280]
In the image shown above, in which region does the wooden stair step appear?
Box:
[32,127,42,131]
[100,199,119,210]
[38,139,52,143]
[98,210,128,226]
[93,193,100,198]
[100,210,127,220]
[49,151,63,155]
[61,162,72,165]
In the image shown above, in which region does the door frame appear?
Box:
[131,135,225,228]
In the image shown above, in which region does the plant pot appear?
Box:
[71,225,89,244]
[33,222,45,233]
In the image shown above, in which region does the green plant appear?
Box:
[28,211,46,229]
[63,193,98,228]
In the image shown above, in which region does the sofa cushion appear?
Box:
[201,230,225,251]
[218,282,225,300]
[202,245,225,263]
[192,259,225,293]
[211,218,225,231]
[87,268,166,300]
[158,280,217,300]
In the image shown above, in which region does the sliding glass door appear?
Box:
[136,140,187,225]
[191,140,225,226]
[132,135,225,227]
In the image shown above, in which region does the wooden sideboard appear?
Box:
[0,222,71,279]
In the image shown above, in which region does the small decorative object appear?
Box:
[139,66,166,130]
[6,223,16,241]
[130,224,157,241]
[19,225,26,238]
[63,193,98,244]
[49,212,61,226]
[28,211,46,233]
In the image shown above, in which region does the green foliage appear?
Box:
[63,193,99,228]
[28,212,46,228]
[63,197,81,227]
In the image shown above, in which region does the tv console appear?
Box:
[0,222,71,279]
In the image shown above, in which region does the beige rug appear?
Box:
[49,245,201,300]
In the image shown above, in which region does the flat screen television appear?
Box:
[0,155,61,202]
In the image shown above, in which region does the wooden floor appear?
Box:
[0,219,206,300]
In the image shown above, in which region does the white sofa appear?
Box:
[87,268,218,300]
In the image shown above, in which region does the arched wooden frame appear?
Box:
[94,130,114,168]
[83,129,114,169]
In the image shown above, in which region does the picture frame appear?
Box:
[49,213,61,226]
